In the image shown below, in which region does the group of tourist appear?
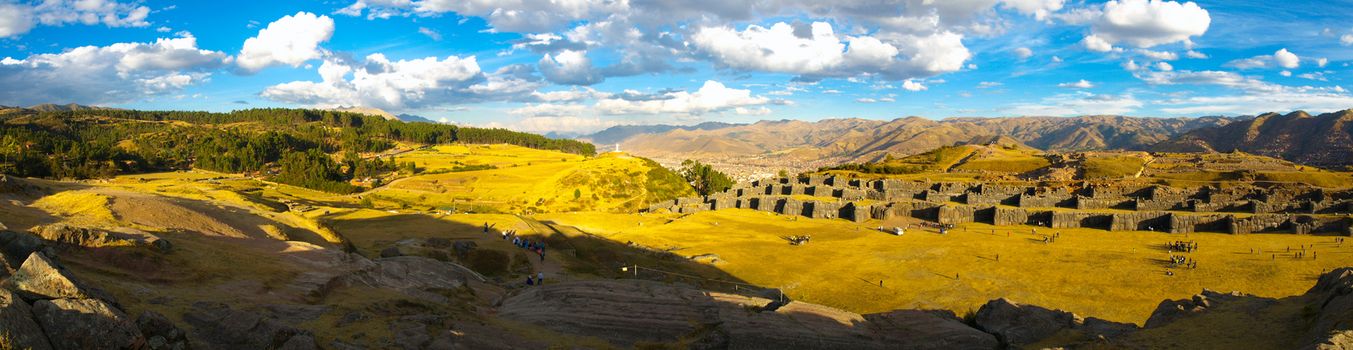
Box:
[787,235,812,245]
[487,223,550,286]
[1166,240,1198,253]
[1168,254,1197,269]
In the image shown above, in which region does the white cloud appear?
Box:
[999,0,1065,20]
[1013,47,1033,59]
[1317,58,1328,68]
[1273,48,1299,69]
[1057,79,1095,88]
[0,0,150,38]
[261,54,530,111]
[337,0,626,33]
[1155,62,1173,71]
[1184,50,1207,59]
[509,103,586,117]
[538,50,603,85]
[418,27,441,41]
[0,34,229,105]
[902,79,927,91]
[691,21,968,80]
[1226,48,1300,70]
[1008,92,1141,116]
[977,81,1002,88]
[1081,35,1114,52]
[487,115,622,135]
[1342,34,1353,46]
[530,88,603,102]
[1137,49,1177,60]
[1123,59,1141,71]
[735,106,772,115]
[1083,0,1210,50]
[1156,85,1353,115]
[237,12,334,73]
[1225,56,1269,69]
[1279,70,1291,77]
[595,80,770,115]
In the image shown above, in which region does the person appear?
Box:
[537,272,545,285]
[526,276,534,286]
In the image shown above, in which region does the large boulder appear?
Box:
[31,298,145,349]
[0,230,50,273]
[137,310,191,350]
[34,223,170,252]
[0,289,53,350]
[1144,289,1261,328]
[865,310,999,350]
[183,301,317,350]
[3,252,117,304]
[1302,268,1353,350]
[333,256,470,303]
[973,298,1079,346]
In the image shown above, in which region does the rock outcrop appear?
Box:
[137,310,191,350]
[183,301,317,350]
[34,223,171,252]
[4,252,116,303]
[974,298,1080,346]
[500,279,998,349]
[1302,267,1353,350]
[32,297,145,349]
[0,288,52,350]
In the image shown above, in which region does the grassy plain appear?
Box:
[542,209,1352,324]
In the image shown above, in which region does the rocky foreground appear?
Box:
[0,218,1351,349]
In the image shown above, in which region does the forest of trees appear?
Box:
[0,108,595,193]
[678,159,734,196]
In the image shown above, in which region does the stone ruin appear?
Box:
[645,176,1353,235]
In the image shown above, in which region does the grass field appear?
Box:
[542,209,1352,324]
[375,146,692,214]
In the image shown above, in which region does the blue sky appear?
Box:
[2,0,1353,134]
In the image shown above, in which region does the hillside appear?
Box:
[1154,110,1353,168]
[370,145,694,213]
[619,115,1233,171]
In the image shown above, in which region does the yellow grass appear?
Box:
[376,146,691,214]
[31,191,116,224]
[544,209,1352,324]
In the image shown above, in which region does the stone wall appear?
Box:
[1109,212,1171,232]
[1167,214,1232,234]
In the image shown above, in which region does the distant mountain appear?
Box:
[396,114,438,123]
[1152,110,1353,168]
[582,122,740,145]
[622,115,1233,165]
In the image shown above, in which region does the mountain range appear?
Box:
[603,115,1239,167]
[1153,110,1353,168]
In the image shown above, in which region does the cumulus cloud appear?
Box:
[1081,35,1115,52]
[1080,0,1210,51]
[0,3,35,38]
[902,79,927,91]
[692,21,968,80]
[1155,61,1173,71]
[1273,48,1299,69]
[999,0,1065,20]
[1184,50,1207,59]
[0,0,149,38]
[1057,79,1094,88]
[538,50,603,85]
[336,0,626,33]
[595,80,770,115]
[1137,49,1177,60]
[1013,47,1033,59]
[261,53,543,111]
[1225,48,1300,70]
[237,12,334,73]
[0,34,229,105]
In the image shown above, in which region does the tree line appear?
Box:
[0,108,594,193]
